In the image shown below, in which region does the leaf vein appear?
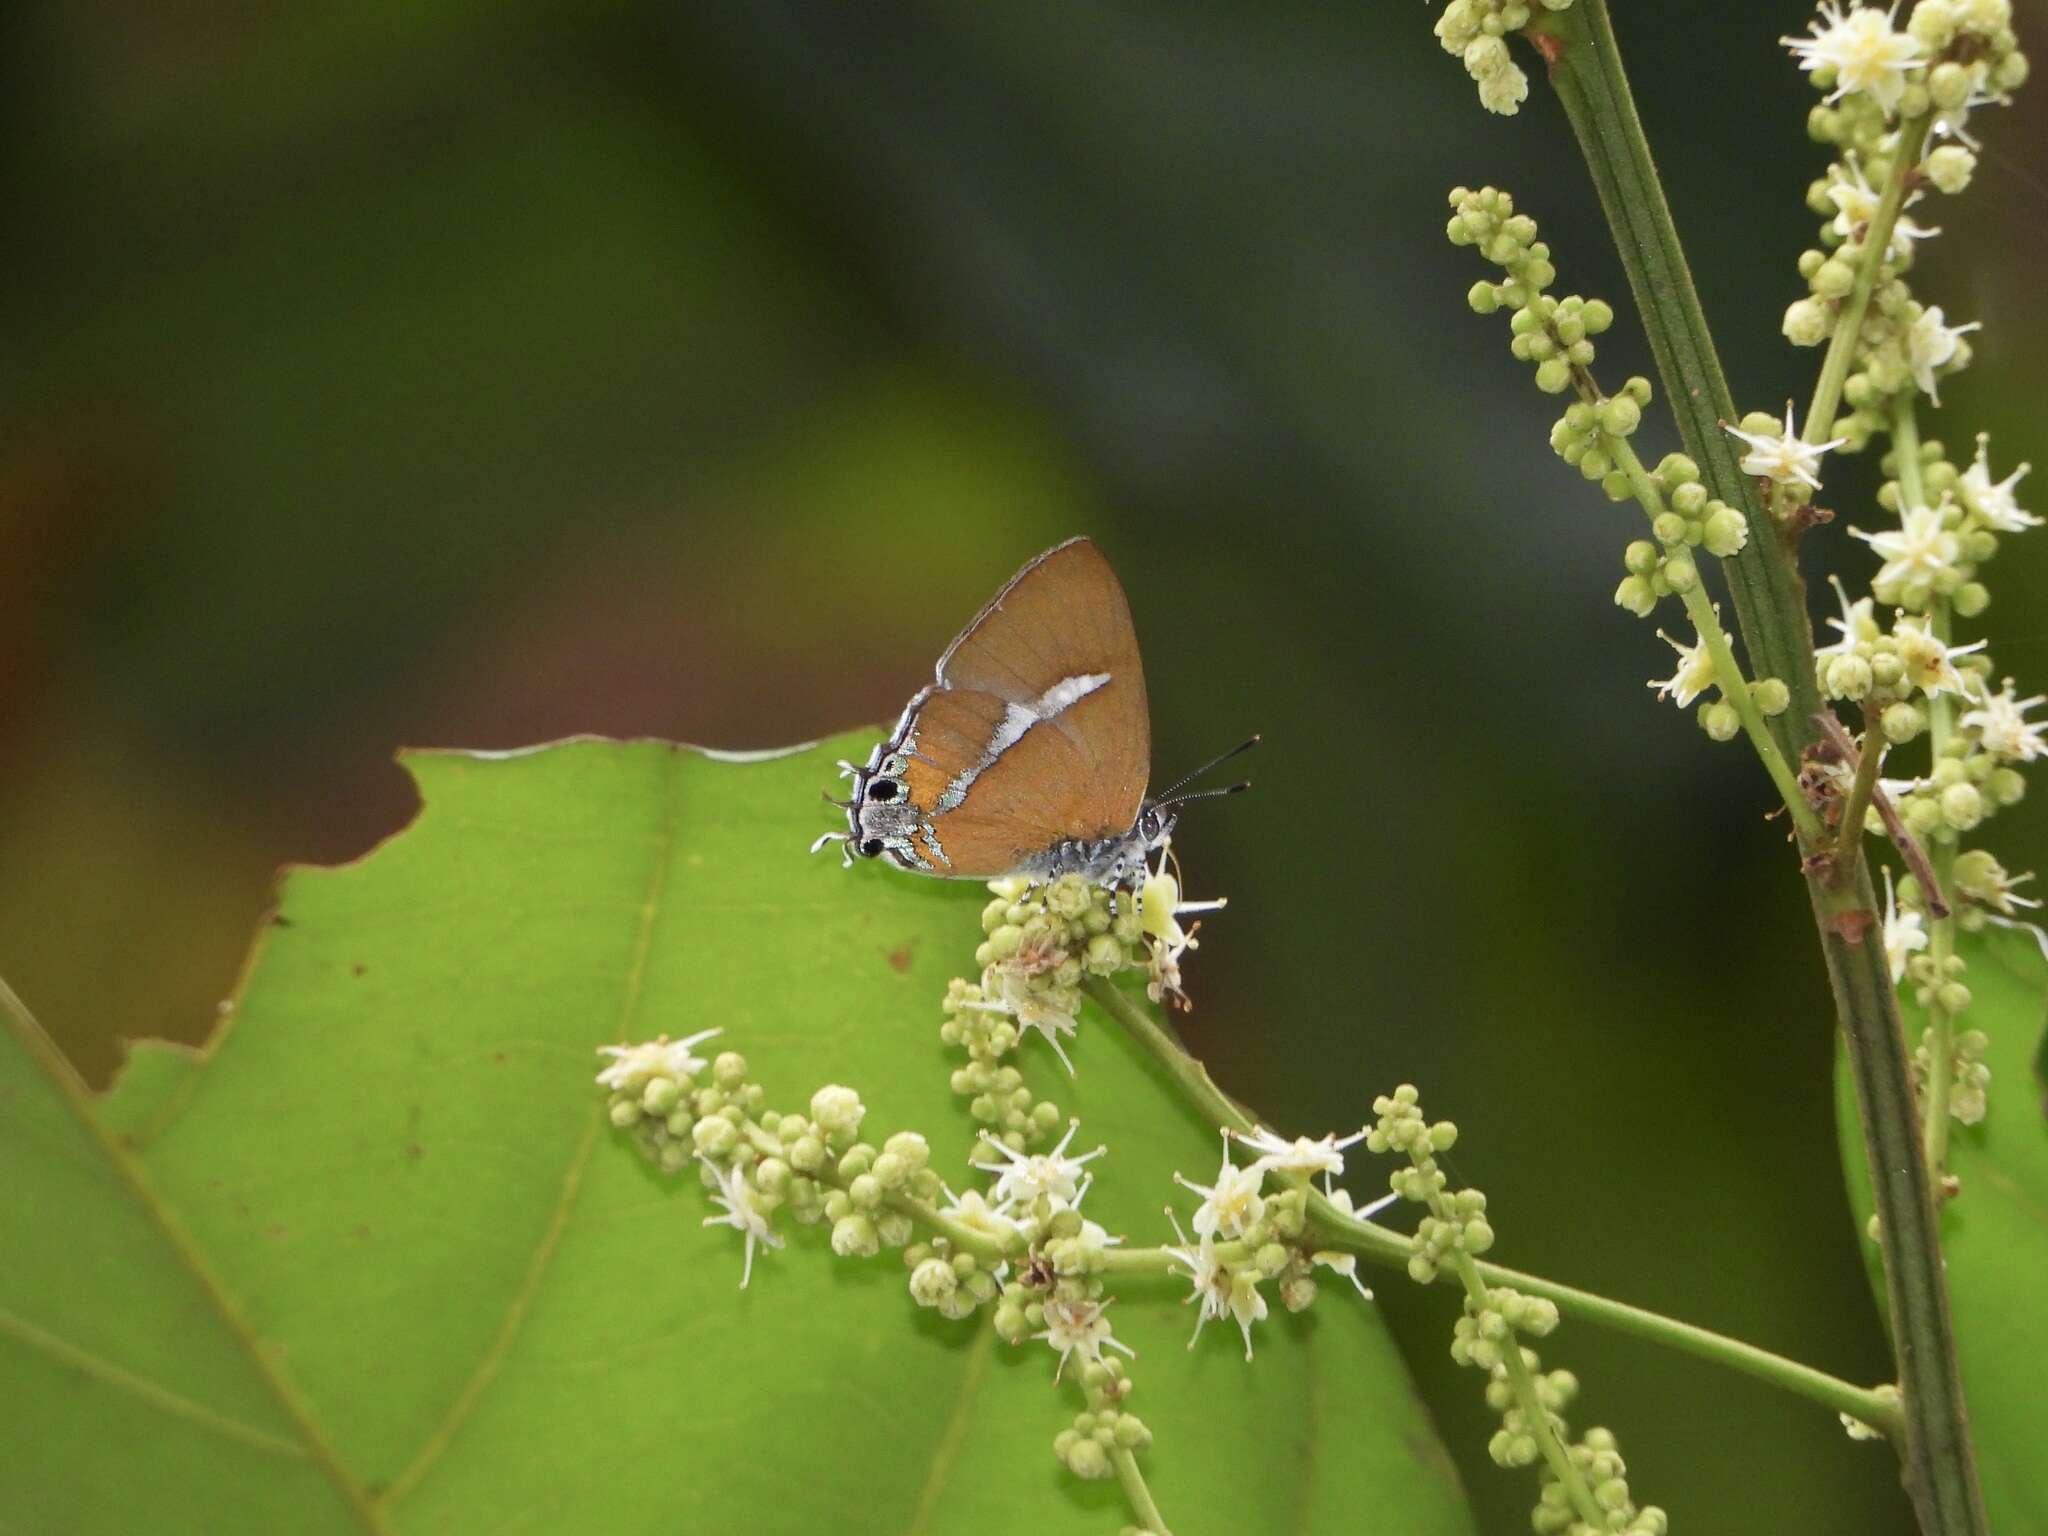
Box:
[377,750,686,1511]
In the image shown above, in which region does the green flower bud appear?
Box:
[1753,678,1791,716]
[1783,297,1832,347]
[1928,60,1974,111]
[1601,395,1641,436]
[692,1116,738,1158]
[1882,702,1926,743]
[1613,576,1656,618]
[908,1255,957,1305]
[1936,981,1973,1015]
[1702,504,1749,557]
[1662,554,1699,594]
[1650,512,1685,546]
[831,1213,880,1258]
[789,1133,827,1174]
[1624,539,1660,575]
[1925,144,1976,194]
[1941,782,1985,831]
[1700,701,1742,742]
[1988,767,2025,806]
[1534,357,1573,394]
[810,1084,866,1142]
[876,1212,913,1248]
[1060,1435,1112,1480]
[1468,279,1501,314]
[1813,259,1856,299]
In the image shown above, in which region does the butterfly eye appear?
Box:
[858,838,885,859]
[868,778,900,802]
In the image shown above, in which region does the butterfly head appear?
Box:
[810,744,923,869]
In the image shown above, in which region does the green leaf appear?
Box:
[1836,927,2048,1529]
[2,735,1474,1534]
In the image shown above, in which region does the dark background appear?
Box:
[5,3,2044,1530]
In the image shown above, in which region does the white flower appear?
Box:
[1783,4,1922,114]
[1905,305,1979,404]
[1222,1271,1269,1359]
[1648,614,1722,707]
[1231,1125,1368,1195]
[1312,1251,1376,1302]
[1977,868,2040,917]
[1139,856,1226,1006]
[971,1120,1105,1209]
[1033,1296,1133,1379]
[595,1028,722,1092]
[1817,576,1881,661]
[1164,1210,1268,1359]
[1959,678,2048,762]
[961,962,1082,1074]
[1164,1213,1231,1349]
[1175,1132,1267,1241]
[1725,403,1843,490]
[1931,79,2006,150]
[1959,436,2037,532]
[1882,868,1928,985]
[935,1184,1026,1247]
[1891,614,1986,699]
[1849,503,1961,592]
[699,1154,782,1287]
[1073,1216,1125,1253]
[1827,160,1939,257]
[1325,1187,1403,1223]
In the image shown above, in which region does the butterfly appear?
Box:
[813,537,1253,884]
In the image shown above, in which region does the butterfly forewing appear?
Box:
[899,537,1151,875]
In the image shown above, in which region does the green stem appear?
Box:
[1536,10,1985,1531]
[1110,1446,1172,1534]
[1806,121,1931,452]
[1081,976,1903,1439]
[1835,711,1889,881]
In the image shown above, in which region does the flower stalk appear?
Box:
[1080,975,1904,1439]
[1834,712,1890,881]
[1805,118,1931,454]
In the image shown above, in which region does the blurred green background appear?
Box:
[5,2,2044,1530]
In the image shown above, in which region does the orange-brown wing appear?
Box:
[897,693,1097,876]
[932,537,1150,832]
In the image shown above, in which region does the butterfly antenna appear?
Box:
[1156,780,1251,809]
[1154,734,1260,802]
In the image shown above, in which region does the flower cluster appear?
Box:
[1156,1128,1388,1360]
[1780,2,2027,447]
[602,1044,946,1287]
[943,856,1221,1131]
[1050,1360,1152,1484]
[1432,0,1576,115]
[1764,1,2039,1153]
[1372,1087,1665,1536]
